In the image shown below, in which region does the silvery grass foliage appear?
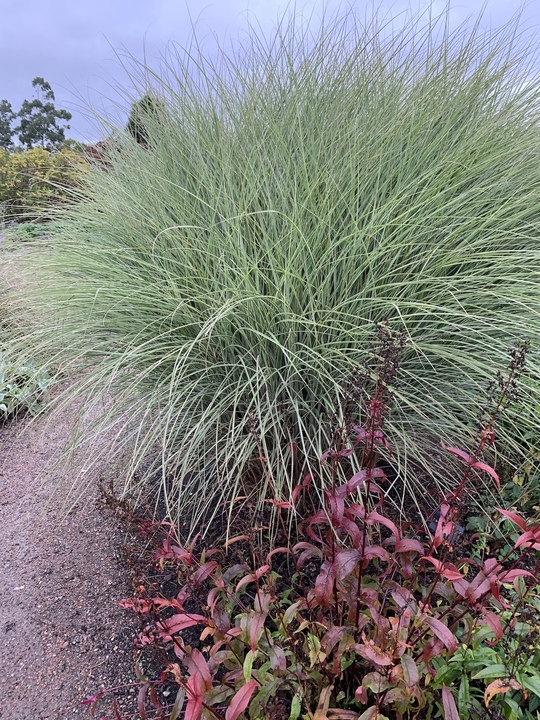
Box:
[12,7,540,531]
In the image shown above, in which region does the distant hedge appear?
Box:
[0,147,85,221]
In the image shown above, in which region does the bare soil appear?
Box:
[0,410,139,719]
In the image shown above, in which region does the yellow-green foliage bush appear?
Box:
[0,147,84,220]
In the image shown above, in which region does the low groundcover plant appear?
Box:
[88,339,540,720]
[111,497,539,720]
[0,349,49,420]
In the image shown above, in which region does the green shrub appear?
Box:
[12,9,540,530]
[0,147,84,221]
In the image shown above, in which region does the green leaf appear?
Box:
[288,693,302,720]
[358,709,389,720]
[307,634,323,667]
[458,674,470,716]
[502,696,523,718]
[363,672,392,694]
[243,649,258,683]
[523,674,540,699]
[205,686,234,706]
[250,678,282,719]
[472,665,508,680]
[472,625,501,646]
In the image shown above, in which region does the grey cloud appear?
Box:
[0,0,538,142]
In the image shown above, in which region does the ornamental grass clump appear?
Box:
[12,8,540,529]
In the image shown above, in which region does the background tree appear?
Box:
[126,94,165,147]
[16,77,72,150]
[0,99,15,150]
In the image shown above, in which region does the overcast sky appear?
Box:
[1,0,538,143]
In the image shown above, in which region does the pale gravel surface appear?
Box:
[0,410,139,719]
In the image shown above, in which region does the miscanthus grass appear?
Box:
[12,8,540,533]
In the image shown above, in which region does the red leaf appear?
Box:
[193,561,218,586]
[185,673,204,720]
[291,486,303,505]
[352,424,368,443]
[466,570,491,602]
[225,680,259,720]
[470,461,499,489]
[306,508,329,528]
[152,597,184,612]
[292,473,313,504]
[268,644,287,671]
[222,563,249,585]
[297,547,323,568]
[496,508,527,530]
[499,568,535,582]
[366,510,399,541]
[346,504,366,522]
[266,547,291,563]
[112,698,122,720]
[118,598,153,613]
[422,637,445,672]
[514,528,540,551]
[324,489,345,524]
[441,444,474,464]
[421,556,464,581]
[339,468,386,499]
[484,678,523,707]
[355,685,368,704]
[148,686,163,710]
[293,540,321,553]
[442,685,459,720]
[363,545,389,562]
[345,469,370,492]
[249,612,267,651]
[235,565,270,592]
[373,429,391,452]
[314,559,335,607]
[401,654,419,687]
[320,448,354,462]
[430,505,452,549]
[398,551,417,579]
[441,445,499,487]
[354,642,393,666]
[321,626,347,655]
[423,617,458,653]
[439,503,451,517]
[169,687,186,720]
[185,649,212,693]
[339,517,362,547]
[483,612,503,642]
[207,587,221,613]
[267,500,293,509]
[333,549,361,580]
[391,586,414,608]
[395,538,424,554]
[224,535,250,547]
[80,692,104,708]
[137,684,148,720]
[159,613,207,637]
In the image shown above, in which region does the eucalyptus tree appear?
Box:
[16,77,72,149]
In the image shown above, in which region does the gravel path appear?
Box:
[0,410,138,719]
